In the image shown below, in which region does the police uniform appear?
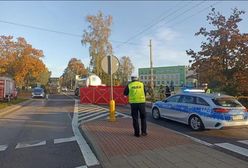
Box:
[124,78,147,137]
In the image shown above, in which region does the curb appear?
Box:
[0,99,33,117]
[79,125,102,162]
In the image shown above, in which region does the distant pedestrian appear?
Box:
[203,84,211,93]
[159,85,164,100]
[165,85,171,98]
[124,76,147,137]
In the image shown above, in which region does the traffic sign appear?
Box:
[101,55,119,75]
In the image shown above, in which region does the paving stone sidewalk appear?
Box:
[80,118,248,168]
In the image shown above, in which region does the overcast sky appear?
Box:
[1,1,248,77]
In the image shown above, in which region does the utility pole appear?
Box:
[149,39,154,100]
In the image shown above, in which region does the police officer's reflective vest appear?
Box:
[206,88,211,94]
[128,81,146,103]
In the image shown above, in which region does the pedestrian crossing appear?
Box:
[77,104,130,124]
[214,141,248,157]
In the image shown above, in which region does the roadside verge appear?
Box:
[0,99,33,117]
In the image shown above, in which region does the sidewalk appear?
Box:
[80,118,248,168]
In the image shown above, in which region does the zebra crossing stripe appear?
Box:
[78,112,92,117]
[78,107,107,113]
[83,112,109,123]
[215,143,248,157]
[79,112,107,121]
[238,140,248,145]
[116,112,130,118]
[0,145,8,151]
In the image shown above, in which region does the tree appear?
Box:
[116,56,134,85]
[187,8,248,95]
[61,58,88,88]
[0,36,50,88]
[82,11,113,85]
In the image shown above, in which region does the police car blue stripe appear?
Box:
[155,102,234,121]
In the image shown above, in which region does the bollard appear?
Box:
[109,99,116,122]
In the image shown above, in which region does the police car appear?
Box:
[152,93,248,131]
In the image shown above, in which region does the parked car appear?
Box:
[32,87,46,98]
[152,92,248,131]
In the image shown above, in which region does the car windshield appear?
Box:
[212,98,242,107]
[34,88,43,92]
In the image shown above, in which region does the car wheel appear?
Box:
[189,115,204,131]
[152,108,160,120]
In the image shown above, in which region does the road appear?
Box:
[1,92,247,167]
[101,103,248,162]
[0,94,91,168]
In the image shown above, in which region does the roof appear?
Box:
[177,92,233,99]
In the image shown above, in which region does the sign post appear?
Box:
[101,55,119,122]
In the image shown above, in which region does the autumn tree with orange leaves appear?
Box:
[0,36,51,88]
[187,8,248,96]
[61,58,88,89]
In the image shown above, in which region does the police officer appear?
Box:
[124,76,147,137]
[203,83,211,93]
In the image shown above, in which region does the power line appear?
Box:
[0,19,141,46]
[167,1,221,30]
[115,1,193,49]
[0,19,81,37]
[115,1,220,50]
[147,1,207,33]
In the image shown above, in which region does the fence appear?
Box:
[80,86,128,105]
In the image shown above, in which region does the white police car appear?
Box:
[152,93,248,131]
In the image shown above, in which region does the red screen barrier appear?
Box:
[80,86,128,105]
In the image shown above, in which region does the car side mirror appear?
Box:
[162,99,167,103]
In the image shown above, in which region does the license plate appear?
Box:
[232,115,244,121]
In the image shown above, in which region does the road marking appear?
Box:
[83,112,109,123]
[73,100,99,167]
[16,140,46,149]
[215,143,248,157]
[164,128,213,147]
[75,165,87,168]
[47,99,75,102]
[78,112,91,117]
[78,107,107,113]
[0,145,8,151]
[79,112,105,120]
[238,140,248,145]
[54,136,76,144]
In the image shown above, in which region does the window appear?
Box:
[166,95,180,103]
[180,95,195,104]
[196,97,209,106]
[212,98,242,107]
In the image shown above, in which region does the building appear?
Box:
[138,65,191,88]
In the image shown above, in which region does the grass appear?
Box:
[0,98,28,110]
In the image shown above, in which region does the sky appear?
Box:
[1,1,248,77]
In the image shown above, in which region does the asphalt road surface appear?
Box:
[0,94,88,168]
